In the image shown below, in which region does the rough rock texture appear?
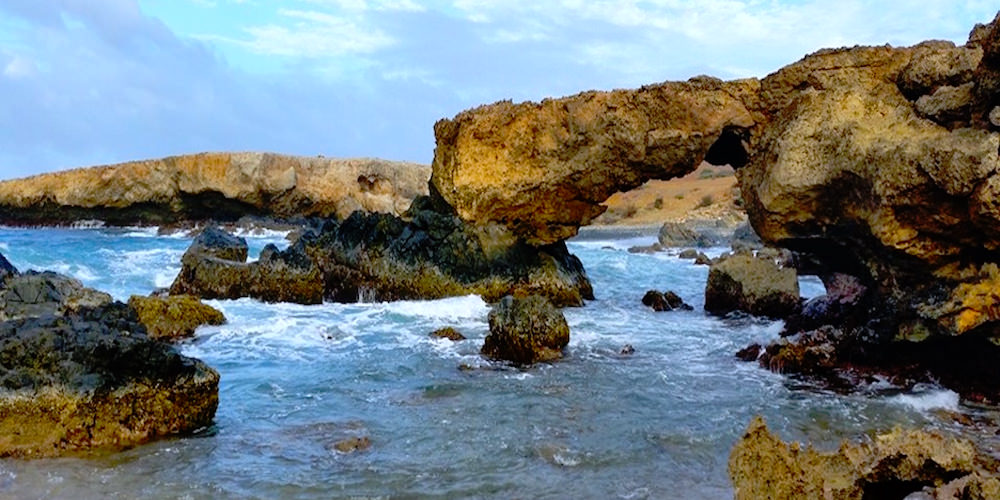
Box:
[641,290,693,312]
[735,13,1000,399]
[482,295,570,364]
[0,253,16,284]
[172,200,594,307]
[0,271,112,321]
[729,416,1000,500]
[429,327,466,341]
[704,252,800,318]
[128,295,226,341]
[431,77,759,245]
[0,300,219,458]
[0,153,430,226]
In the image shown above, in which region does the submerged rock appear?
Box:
[0,153,429,226]
[482,295,570,364]
[729,416,1000,500]
[704,252,800,318]
[0,301,219,457]
[430,327,466,342]
[128,295,226,341]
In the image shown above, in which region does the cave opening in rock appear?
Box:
[704,126,750,169]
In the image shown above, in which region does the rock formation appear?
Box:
[735,13,1000,399]
[641,290,693,312]
[128,295,226,342]
[482,295,570,364]
[729,416,1000,500]
[171,200,593,307]
[0,256,219,457]
[431,78,759,245]
[0,153,429,226]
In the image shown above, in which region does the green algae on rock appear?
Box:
[482,295,570,365]
[128,294,226,342]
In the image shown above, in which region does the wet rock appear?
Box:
[128,295,226,341]
[482,295,570,364]
[620,344,636,355]
[729,222,763,252]
[188,226,248,262]
[330,436,371,454]
[172,199,593,307]
[642,290,693,311]
[735,343,761,361]
[0,252,16,285]
[0,271,112,321]
[0,301,219,457]
[431,77,758,245]
[430,327,466,342]
[729,416,1000,500]
[678,249,700,259]
[704,253,800,319]
[694,253,713,266]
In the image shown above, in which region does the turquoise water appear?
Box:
[0,227,979,499]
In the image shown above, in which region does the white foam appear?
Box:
[383,295,490,321]
[69,219,105,229]
[48,262,99,282]
[889,388,960,412]
[234,228,292,240]
[0,242,7,251]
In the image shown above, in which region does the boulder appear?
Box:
[642,290,693,311]
[482,295,570,364]
[431,77,758,245]
[704,252,800,318]
[729,416,1000,500]
[0,271,112,321]
[187,226,248,262]
[0,301,219,457]
[0,153,430,226]
[128,295,226,341]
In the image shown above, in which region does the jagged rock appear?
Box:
[431,77,758,245]
[729,222,763,252]
[0,301,219,457]
[0,153,430,226]
[482,295,570,364]
[429,327,466,341]
[678,249,700,259]
[128,295,226,341]
[729,416,1000,500]
[0,271,112,321]
[705,252,800,318]
[172,199,593,307]
[0,252,17,285]
[641,290,693,311]
[187,226,248,262]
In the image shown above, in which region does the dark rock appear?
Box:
[642,290,693,312]
[735,343,761,361]
[0,252,16,285]
[189,226,248,262]
[694,253,713,266]
[0,271,112,321]
[620,344,636,355]
[0,301,219,457]
[658,221,727,248]
[430,327,466,341]
[171,197,593,307]
[730,222,763,252]
[663,291,694,311]
[482,295,570,365]
[679,249,700,259]
[704,253,800,319]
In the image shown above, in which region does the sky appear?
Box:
[0,1,996,179]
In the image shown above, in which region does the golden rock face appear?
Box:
[430,78,759,245]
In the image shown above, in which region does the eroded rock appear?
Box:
[729,416,1000,500]
[0,271,112,321]
[128,295,226,341]
[705,252,800,318]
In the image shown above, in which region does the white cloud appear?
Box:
[236,8,394,57]
[2,55,37,79]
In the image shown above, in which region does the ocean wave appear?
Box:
[888,386,960,412]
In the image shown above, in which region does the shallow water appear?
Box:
[0,227,991,499]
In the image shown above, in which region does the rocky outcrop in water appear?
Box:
[0,153,429,226]
[729,417,1000,500]
[641,290,693,312]
[171,199,594,307]
[704,252,800,318]
[431,78,758,245]
[0,271,112,321]
[0,257,219,457]
[128,295,226,342]
[482,295,570,364]
[735,13,1000,400]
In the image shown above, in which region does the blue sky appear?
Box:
[0,1,996,178]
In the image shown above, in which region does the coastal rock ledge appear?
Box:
[0,153,429,226]
[0,255,219,457]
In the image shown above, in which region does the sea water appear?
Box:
[0,227,993,499]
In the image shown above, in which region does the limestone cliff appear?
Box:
[0,152,430,225]
[431,78,758,245]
